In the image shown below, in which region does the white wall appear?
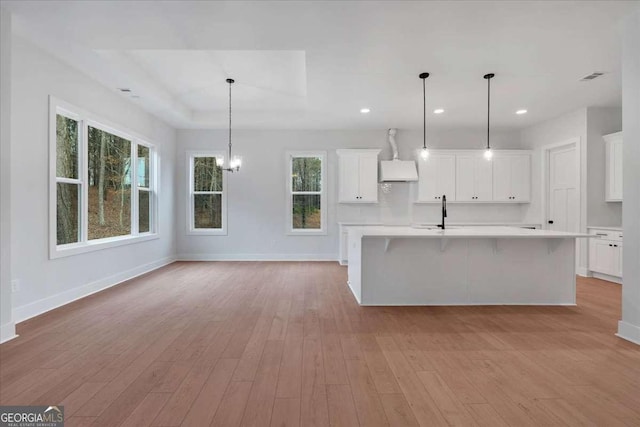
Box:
[176,128,524,260]
[0,7,15,343]
[618,7,640,345]
[519,108,589,273]
[9,35,177,321]
[586,107,622,227]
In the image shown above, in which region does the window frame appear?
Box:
[286,150,327,235]
[186,151,227,235]
[49,96,159,259]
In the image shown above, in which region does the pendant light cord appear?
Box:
[228,79,233,162]
[483,73,494,151]
[423,77,426,150]
[419,72,429,151]
[486,76,490,150]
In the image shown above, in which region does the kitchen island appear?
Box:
[346,226,592,306]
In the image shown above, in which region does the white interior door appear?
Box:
[548,145,579,233]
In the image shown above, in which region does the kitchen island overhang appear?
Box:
[346,226,593,306]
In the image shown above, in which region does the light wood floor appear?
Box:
[1,262,639,426]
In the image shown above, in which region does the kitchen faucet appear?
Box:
[437,194,447,229]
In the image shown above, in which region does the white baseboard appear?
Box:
[576,267,591,277]
[617,321,640,346]
[176,253,338,262]
[13,256,176,323]
[591,272,622,284]
[0,321,17,344]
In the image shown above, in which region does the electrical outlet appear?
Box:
[11,279,20,293]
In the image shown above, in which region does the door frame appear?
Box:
[541,137,585,274]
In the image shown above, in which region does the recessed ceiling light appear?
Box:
[516,109,528,115]
[360,108,371,114]
[433,108,445,114]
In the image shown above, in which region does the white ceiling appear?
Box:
[4,0,637,130]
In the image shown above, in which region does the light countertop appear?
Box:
[587,226,623,231]
[349,225,592,239]
[339,222,542,227]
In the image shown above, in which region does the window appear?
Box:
[50,97,157,258]
[287,151,327,234]
[187,152,227,234]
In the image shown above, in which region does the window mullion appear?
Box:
[151,147,156,234]
[131,141,139,236]
[81,119,89,244]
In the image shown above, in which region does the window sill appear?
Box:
[187,229,228,236]
[287,229,328,236]
[50,233,160,259]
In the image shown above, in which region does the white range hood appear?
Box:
[379,129,418,182]
[380,160,418,182]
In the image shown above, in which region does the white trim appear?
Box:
[617,321,640,346]
[13,257,175,323]
[286,150,327,235]
[356,302,578,307]
[49,96,159,259]
[577,267,591,277]
[540,138,581,232]
[0,321,17,344]
[51,234,160,259]
[592,271,622,284]
[186,151,227,235]
[176,253,338,261]
[540,138,583,273]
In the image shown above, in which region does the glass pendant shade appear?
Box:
[229,155,242,170]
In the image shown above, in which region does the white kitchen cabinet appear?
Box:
[588,227,623,282]
[456,154,493,201]
[417,154,456,202]
[492,153,531,202]
[337,149,381,203]
[604,132,623,202]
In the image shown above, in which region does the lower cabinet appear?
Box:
[588,228,623,281]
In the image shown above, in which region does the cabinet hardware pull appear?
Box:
[596,233,607,236]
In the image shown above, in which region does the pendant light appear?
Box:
[419,72,430,160]
[221,78,242,172]
[483,73,495,160]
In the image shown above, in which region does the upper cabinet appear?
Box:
[492,153,531,202]
[416,150,531,203]
[417,153,456,202]
[604,132,623,202]
[456,153,493,201]
[337,149,381,203]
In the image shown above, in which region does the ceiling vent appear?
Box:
[580,72,605,81]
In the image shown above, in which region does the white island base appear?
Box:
[347,226,591,306]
